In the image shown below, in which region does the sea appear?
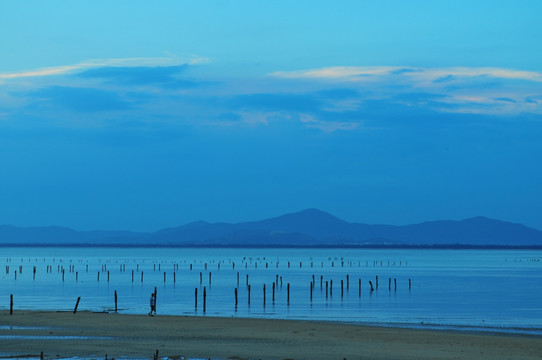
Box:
[1,247,541,335]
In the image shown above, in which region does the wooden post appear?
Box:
[359,278,361,297]
[248,284,251,305]
[369,280,374,292]
[40,352,43,360]
[153,349,159,360]
[141,271,144,282]
[203,286,207,313]
[310,282,313,301]
[76,272,78,282]
[209,272,212,285]
[330,279,333,297]
[376,275,378,289]
[10,294,13,315]
[200,272,202,284]
[173,271,176,283]
[346,274,349,289]
[154,287,157,313]
[287,283,290,305]
[237,272,239,286]
[326,281,329,298]
[394,278,397,291]
[246,274,249,286]
[320,275,323,289]
[194,288,198,309]
[263,284,266,307]
[163,272,166,283]
[409,278,412,290]
[132,270,134,282]
[389,278,391,291]
[114,290,118,312]
[73,297,81,314]
[272,282,275,303]
[234,288,238,308]
[341,280,344,298]
[107,271,110,282]
[97,272,100,282]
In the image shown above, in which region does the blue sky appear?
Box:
[1,1,541,231]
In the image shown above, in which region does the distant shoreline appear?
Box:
[1,243,542,249]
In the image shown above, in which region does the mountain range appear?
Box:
[1,209,541,247]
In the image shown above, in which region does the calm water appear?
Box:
[1,247,541,334]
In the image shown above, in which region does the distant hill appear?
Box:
[1,209,542,247]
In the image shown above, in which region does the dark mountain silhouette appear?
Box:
[1,209,541,247]
[0,225,146,245]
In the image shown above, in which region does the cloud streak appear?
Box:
[271,66,542,83]
[77,65,197,88]
[0,56,209,79]
[2,60,541,136]
[269,65,542,118]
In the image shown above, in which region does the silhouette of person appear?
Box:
[149,293,156,316]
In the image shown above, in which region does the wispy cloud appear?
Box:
[270,66,398,80]
[0,56,209,79]
[3,59,541,135]
[271,66,542,83]
[269,65,542,118]
[77,65,197,89]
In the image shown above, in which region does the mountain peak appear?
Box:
[288,208,339,218]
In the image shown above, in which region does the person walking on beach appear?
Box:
[149,293,156,316]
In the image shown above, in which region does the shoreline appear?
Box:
[3,244,542,249]
[2,311,542,359]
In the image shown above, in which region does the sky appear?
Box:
[1,1,541,232]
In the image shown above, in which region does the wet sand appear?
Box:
[1,310,541,359]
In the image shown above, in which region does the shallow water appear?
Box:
[1,247,541,334]
[0,335,114,340]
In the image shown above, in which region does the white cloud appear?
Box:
[271,66,542,83]
[270,66,399,80]
[0,56,210,79]
[270,65,542,117]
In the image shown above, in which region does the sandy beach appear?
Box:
[1,310,541,360]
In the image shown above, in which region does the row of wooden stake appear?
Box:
[7,275,412,316]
